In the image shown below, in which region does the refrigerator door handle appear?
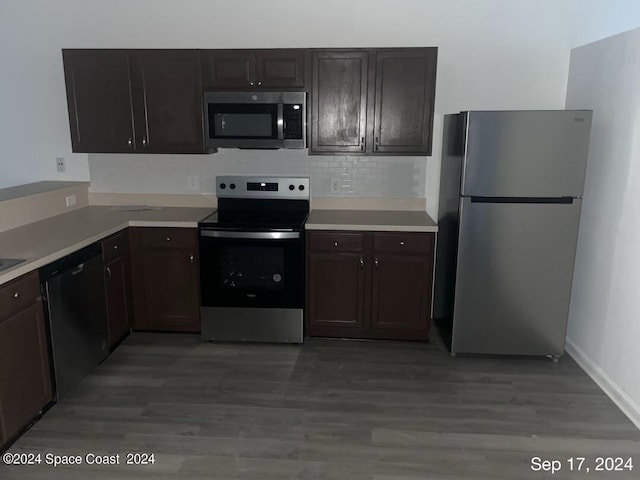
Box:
[469,196,574,204]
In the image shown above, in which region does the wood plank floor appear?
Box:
[2,332,639,479]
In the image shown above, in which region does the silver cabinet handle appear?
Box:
[249,81,254,86]
[166,237,171,242]
[13,292,19,299]
[142,137,147,147]
[375,136,379,151]
[189,254,194,264]
[359,257,364,269]
[374,257,379,269]
[399,241,405,246]
[114,244,119,250]
[106,266,112,281]
[257,81,262,86]
[127,138,132,147]
[360,137,365,151]
[334,241,339,247]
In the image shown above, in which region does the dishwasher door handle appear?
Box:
[71,264,85,276]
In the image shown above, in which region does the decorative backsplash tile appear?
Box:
[89,150,427,198]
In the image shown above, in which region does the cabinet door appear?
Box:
[310,51,369,153]
[104,256,129,348]
[255,50,305,88]
[62,50,135,153]
[306,253,366,335]
[370,254,432,339]
[371,48,437,155]
[202,50,256,88]
[130,50,205,153]
[0,302,53,444]
[130,228,200,332]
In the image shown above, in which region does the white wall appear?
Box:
[2,0,640,216]
[565,28,640,428]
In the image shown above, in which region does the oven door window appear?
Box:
[208,103,278,139]
[200,235,303,309]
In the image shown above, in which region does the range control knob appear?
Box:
[289,184,295,191]
[299,185,305,191]
[219,183,226,189]
[230,183,236,189]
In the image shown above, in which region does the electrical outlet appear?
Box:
[65,194,76,207]
[330,177,341,194]
[187,175,200,191]
[56,157,66,173]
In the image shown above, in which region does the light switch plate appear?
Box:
[56,157,66,172]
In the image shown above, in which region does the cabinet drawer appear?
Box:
[139,227,196,249]
[0,271,40,320]
[102,231,127,262]
[308,232,364,252]
[373,233,433,254]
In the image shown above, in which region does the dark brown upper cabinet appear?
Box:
[62,50,135,153]
[129,51,205,153]
[310,50,369,153]
[372,49,437,154]
[202,49,305,89]
[63,49,206,154]
[310,47,437,156]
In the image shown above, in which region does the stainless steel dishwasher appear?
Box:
[40,243,108,400]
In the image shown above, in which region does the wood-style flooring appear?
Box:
[1,332,639,479]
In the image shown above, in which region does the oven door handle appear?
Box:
[200,230,300,240]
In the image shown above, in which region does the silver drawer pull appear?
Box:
[166,237,171,241]
[13,292,19,299]
[114,244,119,250]
[400,241,405,246]
[334,241,338,247]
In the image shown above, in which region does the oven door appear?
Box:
[199,230,303,309]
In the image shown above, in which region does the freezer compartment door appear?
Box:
[462,110,592,198]
[452,198,582,356]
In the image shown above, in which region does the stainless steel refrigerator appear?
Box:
[434,110,592,359]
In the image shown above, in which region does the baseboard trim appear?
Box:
[566,338,640,430]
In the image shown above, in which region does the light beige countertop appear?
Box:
[0,181,89,202]
[0,206,213,286]
[305,209,438,232]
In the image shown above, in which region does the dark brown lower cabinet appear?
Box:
[0,272,53,450]
[129,227,200,332]
[102,231,131,348]
[307,253,366,330]
[104,256,130,347]
[306,231,434,341]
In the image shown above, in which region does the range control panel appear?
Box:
[216,176,310,199]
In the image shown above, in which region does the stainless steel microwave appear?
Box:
[204,91,306,149]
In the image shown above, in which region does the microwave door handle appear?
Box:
[277,103,284,140]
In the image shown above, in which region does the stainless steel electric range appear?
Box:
[199,176,310,343]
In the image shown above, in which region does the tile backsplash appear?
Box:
[88,149,427,198]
